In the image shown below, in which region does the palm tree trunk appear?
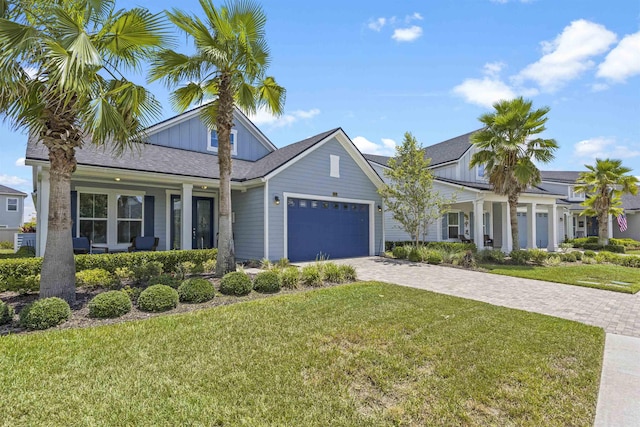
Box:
[508,194,519,251]
[598,211,609,246]
[39,144,76,304]
[215,74,236,277]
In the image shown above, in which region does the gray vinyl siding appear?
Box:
[370,163,412,242]
[232,186,265,261]
[70,180,167,250]
[0,194,24,229]
[492,202,503,248]
[431,164,458,180]
[147,115,271,161]
[268,137,384,260]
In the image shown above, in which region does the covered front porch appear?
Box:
[439,194,564,252]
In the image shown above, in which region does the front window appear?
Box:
[569,186,585,201]
[117,195,143,244]
[448,212,460,239]
[7,198,18,212]
[476,164,485,179]
[208,129,238,155]
[79,193,108,243]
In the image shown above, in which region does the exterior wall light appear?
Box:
[378,205,382,212]
[274,195,280,205]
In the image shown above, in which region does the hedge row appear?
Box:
[0,249,217,286]
[385,241,477,253]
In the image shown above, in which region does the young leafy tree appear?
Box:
[469,97,558,250]
[575,158,638,246]
[379,132,454,247]
[150,0,285,276]
[0,0,167,303]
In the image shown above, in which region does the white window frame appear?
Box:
[330,155,340,178]
[447,211,460,239]
[207,129,238,156]
[568,186,585,201]
[6,198,18,212]
[0,225,7,229]
[76,187,145,249]
[476,163,486,181]
[78,191,109,244]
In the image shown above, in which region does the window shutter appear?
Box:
[144,195,155,237]
[470,212,474,238]
[485,213,490,234]
[459,212,465,235]
[70,191,77,238]
[441,214,448,240]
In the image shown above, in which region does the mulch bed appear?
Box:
[0,274,348,336]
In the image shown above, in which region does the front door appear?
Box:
[587,217,599,236]
[192,197,214,249]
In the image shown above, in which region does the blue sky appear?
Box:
[2,0,639,219]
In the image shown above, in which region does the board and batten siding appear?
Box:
[71,181,167,250]
[147,115,271,161]
[430,164,457,180]
[268,137,384,260]
[232,187,265,261]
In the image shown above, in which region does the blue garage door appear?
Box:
[287,198,369,262]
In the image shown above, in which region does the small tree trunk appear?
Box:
[214,74,236,277]
[598,212,609,246]
[508,194,520,251]
[40,148,76,304]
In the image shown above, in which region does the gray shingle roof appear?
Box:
[425,130,477,166]
[26,128,341,182]
[0,184,27,196]
[435,177,561,196]
[363,154,392,167]
[540,171,583,184]
[621,193,640,211]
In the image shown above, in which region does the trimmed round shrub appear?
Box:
[19,297,71,330]
[88,291,132,318]
[392,245,409,259]
[509,250,531,265]
[137,285,179,312]
[301,265,322,286]
[219,272,253,296]
[280,267,301,289]
[583,250,596,258]
[560,253,577,263]
[0,300,14,325]
[75,268,119,289]
[425,250,443,265]
[253,271,282,293]
[322,262,344,283]
[148,274,181,289]
[339,265,357,281]
[478,249,505,264]
[528,249,548,266]
[573,251,583,261]
[178,278,215,303]
[408,247,422,262]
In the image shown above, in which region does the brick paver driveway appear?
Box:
[335,257,640,338]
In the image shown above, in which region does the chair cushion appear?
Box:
[134,236,156,249]
[73,237,90,250]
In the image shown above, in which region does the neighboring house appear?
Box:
[0,184,27,243]
[25,107,384,262]
[365,131,567,252]
[538,171,640,242]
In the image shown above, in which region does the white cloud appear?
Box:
[406,12,423,22]
[248,107,320,128]
[574,137,640,160]
[352,136,397,156]
[368,17,386,32]
[15,157,25,166]
[392,26,423,42]
[597,32,640,83]
[517,20,617,92]
[453,77,516,108]
[591,83,609,92]
[0,175,28,186]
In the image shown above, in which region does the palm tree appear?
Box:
[150,0,285,277]
[575,159,638,246]
[469,97,558,250]
[0,0,167,303]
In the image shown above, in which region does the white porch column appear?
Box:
[608,215,614,239]
[526,202,537,249]
[181,183,193,250]
[38,169,50,257]
[547,204,558,252]
[474,199,484,249]
[502,202,512,252]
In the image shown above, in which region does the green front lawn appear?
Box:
[482,263,640,293]
[0,282,603,426]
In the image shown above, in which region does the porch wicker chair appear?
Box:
[484,235,494,247]
[458,235,472,244]
[128,236,159,252]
